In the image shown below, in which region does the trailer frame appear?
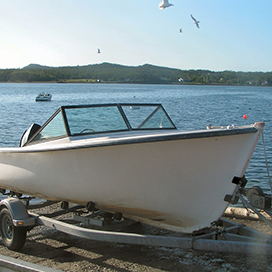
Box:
[0,197,272,254]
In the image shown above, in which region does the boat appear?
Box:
[0,103,265,233]
[35,92,52,101]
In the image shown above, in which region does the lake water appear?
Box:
[0,83,272,196]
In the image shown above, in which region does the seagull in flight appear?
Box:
[191,14,200,28]
[159,0,173,10]
[97,48,101,54]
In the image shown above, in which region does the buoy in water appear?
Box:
[243,114,247,119]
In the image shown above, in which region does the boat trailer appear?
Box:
[0,194,272,254]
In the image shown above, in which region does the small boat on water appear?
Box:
[0,103,265,233]
[35,92,52,101]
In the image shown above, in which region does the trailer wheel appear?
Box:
[0,208,26,251]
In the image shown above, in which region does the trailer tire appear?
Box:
[0,208,27,251]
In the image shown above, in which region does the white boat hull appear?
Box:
[0,123,264,233]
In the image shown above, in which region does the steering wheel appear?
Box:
[80,128,95,134]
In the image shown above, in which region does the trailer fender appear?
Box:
[0,198,36,227]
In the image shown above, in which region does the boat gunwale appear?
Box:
[0,125,260,154]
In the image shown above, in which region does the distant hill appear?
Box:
[22,64,54,70]
[0,62,271,86]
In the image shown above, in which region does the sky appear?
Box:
[0,0,271,72]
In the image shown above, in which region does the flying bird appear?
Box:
[179,28,183,33]
[97,48,101,54]
[159,0,173,10]
[191,14,200,28]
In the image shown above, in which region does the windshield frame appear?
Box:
[25,103,176,146]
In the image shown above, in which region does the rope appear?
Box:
[261,132,272,193]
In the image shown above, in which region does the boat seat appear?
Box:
[19,123,41,147]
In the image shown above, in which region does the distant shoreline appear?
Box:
[0,81,271,87]
[1,63,271,86]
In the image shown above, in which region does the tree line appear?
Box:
[0,63,271,86]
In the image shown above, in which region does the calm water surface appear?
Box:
[0,83,272,196]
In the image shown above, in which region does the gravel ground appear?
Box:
[0,203,272,272]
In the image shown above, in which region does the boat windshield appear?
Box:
[27,103,176,145]
[121,105,175,130]
[65,105,129,135]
